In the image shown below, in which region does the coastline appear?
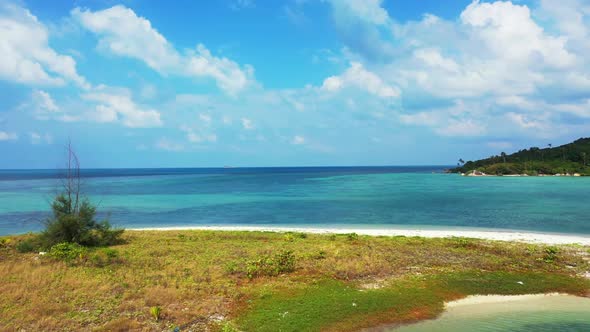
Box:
[129,225,590,245]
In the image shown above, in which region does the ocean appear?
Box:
[1,166,589,236]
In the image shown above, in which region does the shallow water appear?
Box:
[393,295,590,332]
[1,167,590,236]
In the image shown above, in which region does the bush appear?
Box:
[49,242,87,263]
[246,250,296,279]
[346,233,359,241]
[542,246,559,263]
[40,194,123,248]
[16,239,38,253]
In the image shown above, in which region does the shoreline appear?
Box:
[129,225,590,245]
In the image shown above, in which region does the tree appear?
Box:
[582,152,587,166]
[40,140,123,247]
[501,152,507,164]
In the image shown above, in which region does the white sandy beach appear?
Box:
[131,225,590,245]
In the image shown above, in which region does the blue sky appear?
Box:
[1,0,590,168]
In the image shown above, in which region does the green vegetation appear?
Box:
[452,137,590,175]
[17,142,123,254]
[1,230,588,331]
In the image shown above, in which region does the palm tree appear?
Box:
[501,152,507,164]
[459,158,465,165]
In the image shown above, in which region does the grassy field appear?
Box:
[1,230,589,331]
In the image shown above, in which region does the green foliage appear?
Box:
[542,246,559,263]
[246,250,296,279]
[346,233,359,241]
[150,306,162,321]
[16,239,36,253]
[40,194,123,248]
[452,137,590,175]
[48,242,87,263]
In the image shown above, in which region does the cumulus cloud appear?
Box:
[322,62,399,98]
[29,90,60,120]
[72,5,253,95]
[0,3,88,88]
[82,89,162,128]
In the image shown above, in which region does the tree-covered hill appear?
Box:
[451,137,590,176]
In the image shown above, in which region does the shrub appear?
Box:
[542,246,559,263]
[346,233,359,241]
[40,195,123,248]
[16,239,37,253]
[246,250,296,279]
[49,242,87,263]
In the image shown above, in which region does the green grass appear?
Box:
[0,231,588,331]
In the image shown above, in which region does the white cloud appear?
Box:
[327,0,390,26]
[30,132,53,144]
[72,6,253,95]
[30,90,60,120]
[413,48,459,72]
[321,62,399,98]
[0,3,88,88]
[180,125,217,143]
[506,112,547,130]
[0,131,18,141]
[291,135,306,145]
[461,0,575,68]
[82,89,162,128]
[241,118,254,130]
[155,138,184,151]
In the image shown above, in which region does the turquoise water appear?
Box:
[1,167,589,235]
[393,295,590,332]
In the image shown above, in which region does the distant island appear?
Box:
[450,137,590,176]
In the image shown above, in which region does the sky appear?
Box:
[1,0,590,168]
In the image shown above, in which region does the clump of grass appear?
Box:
[150,306,162,321]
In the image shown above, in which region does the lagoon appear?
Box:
[393,294,590,332]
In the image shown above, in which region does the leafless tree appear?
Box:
[59,139,82,215]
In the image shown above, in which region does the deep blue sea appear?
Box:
[1,166,589,236]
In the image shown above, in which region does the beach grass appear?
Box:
[0,230,588,331]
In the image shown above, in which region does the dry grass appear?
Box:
[0,231,588,331]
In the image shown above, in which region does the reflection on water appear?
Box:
[393,295,590,332]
